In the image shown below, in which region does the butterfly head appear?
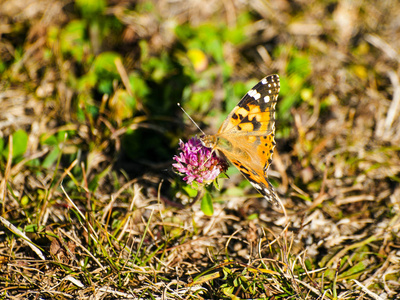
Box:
[200,134,216,149]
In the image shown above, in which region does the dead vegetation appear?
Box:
[0,0,400,299]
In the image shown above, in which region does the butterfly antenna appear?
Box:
[177,103,206,135]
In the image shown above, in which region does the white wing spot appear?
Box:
[248,89,256,97]
[262,78,267,84]
[248,89,261,100]
[250,182,262,191]
[264,96,270,103]
[264,188,271,195]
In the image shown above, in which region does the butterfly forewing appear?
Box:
[218,74,279,135]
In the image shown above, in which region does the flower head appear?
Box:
[173,136,228,185]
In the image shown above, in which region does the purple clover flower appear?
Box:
[173,136,227,185]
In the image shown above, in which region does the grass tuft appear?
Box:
[1,0,400,298]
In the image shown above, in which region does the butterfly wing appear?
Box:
[214,74,280,203]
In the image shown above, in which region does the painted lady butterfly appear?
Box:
[201,74,280,204]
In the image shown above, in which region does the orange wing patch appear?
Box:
[258,133,276,172]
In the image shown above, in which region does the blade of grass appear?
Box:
[60,181,99,241]
[1,135,13,216]
[132,208,154,265]
[0,216,46,260]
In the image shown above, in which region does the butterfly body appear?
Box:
[201,74,280,204]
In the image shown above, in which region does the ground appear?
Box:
[0,0,400,299]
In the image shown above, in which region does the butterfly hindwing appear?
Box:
[228,154,279,204]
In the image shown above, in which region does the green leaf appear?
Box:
[24,224,39,233]
[76,0,106,19]
[129,73,150,99]
[20,195,29,206]
[13,129,28,158]
[340,259,369,280]
[182,185,198,198]
[0,137,4,154]
[41,147,61,169]
[200,192,214,216]
[222,285,239,300]
[92,52,121,80]
[91,52,122,94]
[247,213,258,220]
[60,20,88,63]
[40,134,58,146]
[3,129,28,159]
[88,165,112,192]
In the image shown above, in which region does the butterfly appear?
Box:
[201,74,280,204]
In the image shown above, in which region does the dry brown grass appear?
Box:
[1,0,400,299]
